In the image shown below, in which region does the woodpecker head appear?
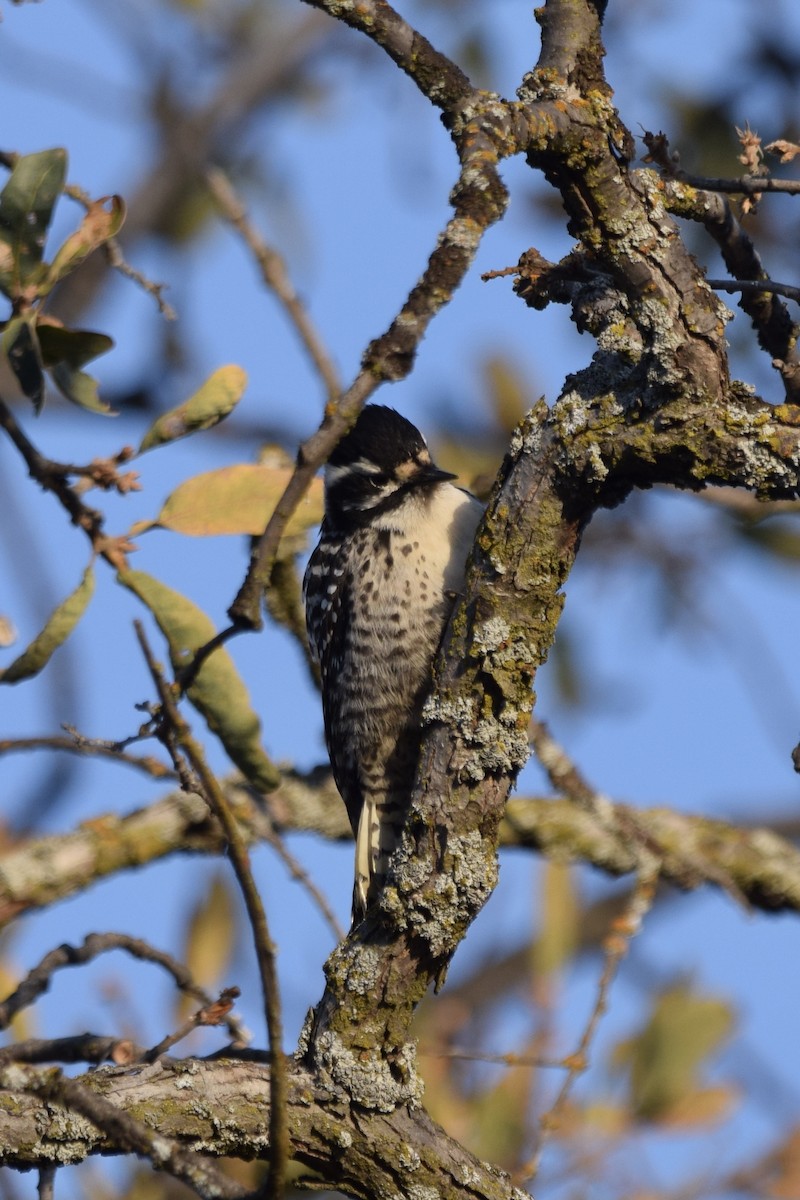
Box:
[324,406,456,527]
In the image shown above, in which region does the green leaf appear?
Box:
[612,983,735,1121]
[0,317,45,411]
[738,522,800,563]
[37,324,114,370]
[50,361,114,414]
[118,569,279,792]
[138,364,247,452]
[44,196,126,293]
[129,464,323,540]
[0,149,67,294]
[1,564,95,684]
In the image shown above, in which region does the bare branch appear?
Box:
[0,1056,530,1200]
[134,621,289,1200]
[1,1063,247,1199]
[0,932,248,1045]
[205,165,342,407]
[0,1034,142,1068]
[525,865,659,1181]
[299,0,475,111]
[0,731,175,780]
[706,277,800,305]
[260,820,345,943]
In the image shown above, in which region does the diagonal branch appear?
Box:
[299,0,475,111]
[227,19,521,632]
[205,165,342,407]
[134,621,289,1199]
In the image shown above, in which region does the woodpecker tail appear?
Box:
[352,793,402,921]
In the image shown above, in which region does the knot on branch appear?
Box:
[302,1028,423,1113]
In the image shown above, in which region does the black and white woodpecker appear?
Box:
[303,405,483,920]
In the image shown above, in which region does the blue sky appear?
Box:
[1,1,800,1192]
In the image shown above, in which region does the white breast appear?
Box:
[374,482,483,595]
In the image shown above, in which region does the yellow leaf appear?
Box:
[658,1084,739,1129]
[118,569,279,792]
[533,861,580,976]
[131,464,324,540]
[179,873,237,1018]
[482,354,529,433]
[1,565,94,683]
[45,195,126,291]
[138,365,247,452]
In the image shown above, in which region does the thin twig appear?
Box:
[0,732,176,780]
[520,864,659,1184]
[262,821,345,943]
[663,173,800,196]
[0,931,248,1045]
[103,238,177,320]
[0,398,134,570]
[62,177,177,320]
[134,620,289,1200]
[419,1047,565,1069]
[37,1167,56,1200]
[0,398,103,539]
[141,987,241,1063]
[707,277,800,304]
[529,716,612,818]
[206,165,342,406]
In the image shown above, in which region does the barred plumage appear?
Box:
[303,406,483,920]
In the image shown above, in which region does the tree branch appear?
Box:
[298,0,799,1098]
[134,621,289,1199]
[3,769,800,940]
[645,131,800,398]
[227,6,522,631]
[0,1062,247,1198]
[0,1057,529,1200]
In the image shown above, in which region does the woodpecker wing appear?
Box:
[304,523,364,836]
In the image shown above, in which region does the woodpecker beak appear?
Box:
[416,463,457,485]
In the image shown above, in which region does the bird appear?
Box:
[303,405,484,920]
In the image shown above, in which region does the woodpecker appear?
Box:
[303,405,483,920]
